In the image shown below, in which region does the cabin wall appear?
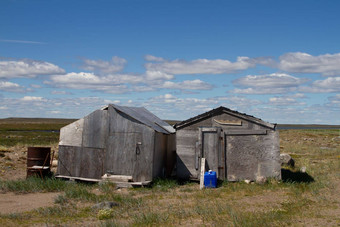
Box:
[176,112,280,181]
[57,109,108,179]
[226,130,280,181]
[106,106,155,181]
[176,129,199,179]
[58,105,174,182]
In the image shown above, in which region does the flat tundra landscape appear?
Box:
[0,118,339,226]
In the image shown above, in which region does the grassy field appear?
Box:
[0,119,339,226]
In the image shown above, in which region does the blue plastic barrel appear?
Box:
[204,170,217,188]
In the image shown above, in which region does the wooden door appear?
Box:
[199,127,225,179]
[106,132,142,180]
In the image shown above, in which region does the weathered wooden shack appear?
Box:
[174,106,281,182]
[57,104,175,183]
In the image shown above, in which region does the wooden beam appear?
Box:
[199,158,206,190]
[224,130,267,135]
[55,175,102,182]
[101,174,133,182]
[214,119,242,126]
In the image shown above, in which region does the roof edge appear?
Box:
[174,106,276,130]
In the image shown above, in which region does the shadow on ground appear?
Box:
[281,168,314,183]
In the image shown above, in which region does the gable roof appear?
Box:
[174,106,276,130]
[109,104,175,134]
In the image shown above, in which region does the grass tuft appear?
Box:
[0,177,68,193]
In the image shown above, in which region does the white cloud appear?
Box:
[49,110,61,114]
[231,73,308,94]
[21,96,46,101]
[0,96,110,118]
[162,79,213,90]
[30,84,42,88]
[231,87,298,94]
[146,94,263,120]
[145,56,256,75]
[233,73,308,88]
[327,94,340,108]
[279,52,340,76]
[46,72,135,93]
[51,90,72,95]
[82,56,126,74]
[299,77,340,93]
[0,81,26,93]
[144,55,165,62]
[0,59,65,79]
[47,70,212,93]
[0,39,46,44]
[268,97,304,106]
[145,70,174,81]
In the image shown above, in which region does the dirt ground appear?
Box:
[0,145,59,215]
[0,192,60,214]
[0,145,58,180]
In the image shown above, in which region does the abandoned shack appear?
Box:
[174,106,281,182]
[57,104,175,183]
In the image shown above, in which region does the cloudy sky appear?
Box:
[1,1,339,124]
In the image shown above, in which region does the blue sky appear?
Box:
[0,0,339,124]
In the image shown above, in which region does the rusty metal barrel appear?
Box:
[27,147,51,178]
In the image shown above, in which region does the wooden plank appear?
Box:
[101,174,133,182]
[199,158,206,189]
[213,119,242,126]
[198,128,202,158]
[225,130,267,135]
[195,142,199,170]
[201,127,217,132]
[219,130,226,179]
[216,127,223,179]
[55,175,102,182]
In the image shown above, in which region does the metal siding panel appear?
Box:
[106,133,139,177]
[80,148,105,179]
[82,109,108,148]
[226,130,281,181]
[111,104,170,134]
[59,118,84,146]
[57,145,82,177]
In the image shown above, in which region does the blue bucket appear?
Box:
[204,170,217,188]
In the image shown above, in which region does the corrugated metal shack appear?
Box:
[57,104,175,183]
[174,106,281,182]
